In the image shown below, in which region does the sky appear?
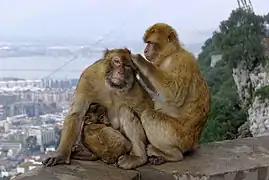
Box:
[0,0,268,79]
[0,0,268,45]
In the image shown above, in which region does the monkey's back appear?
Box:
[75,59,113,107]
[83,124,131,164]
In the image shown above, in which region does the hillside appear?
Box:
[198,8,269,143]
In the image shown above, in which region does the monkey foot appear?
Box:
[71,144,98,161]
[148,156,165,165]
[42,154,70,167]
[71,143,86,153]
[117,155,146,170]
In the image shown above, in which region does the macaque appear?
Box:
[131,23,210,164]
[71,103,132,164]
[83,103,110,126]
[42,48,153,169]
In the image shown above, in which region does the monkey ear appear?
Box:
[103,48,110,58]
[123,47,131,54]
[168,32,177,42]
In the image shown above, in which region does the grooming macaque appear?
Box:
[42,48,153,169]
[131,23,210,164]
[71,103,132,164]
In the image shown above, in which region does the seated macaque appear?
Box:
[42,48,153,170]
[71,103,132,164]
[130,23,210,165]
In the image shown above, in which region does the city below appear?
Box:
[0,78,78,178]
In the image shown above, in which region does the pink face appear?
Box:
[110,55,132,86]
[144,42,158,61]
[110,56,125,85]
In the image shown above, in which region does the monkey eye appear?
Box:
[114,60,120,65]
[112,56,121,66]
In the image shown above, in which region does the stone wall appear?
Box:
[13,136,269,180]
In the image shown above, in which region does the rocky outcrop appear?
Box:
[232,62,253,107]
[248,97,269,137]
[232,38,269,137]
[12,136,269,180]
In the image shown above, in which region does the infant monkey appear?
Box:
[72,103,132,164]
[84,103,110,125]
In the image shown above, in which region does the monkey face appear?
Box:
[110,55,132,85]
[144,42,158,61]
[105,49,135,91]
[84,103,110,125]
[143,23,178,62]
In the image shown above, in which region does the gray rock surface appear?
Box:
[13,136,269,180]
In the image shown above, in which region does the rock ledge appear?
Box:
[13,136,269,180]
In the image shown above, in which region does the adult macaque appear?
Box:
[42,48,153,169]
[131,23,210,164]
[71,103,132,164]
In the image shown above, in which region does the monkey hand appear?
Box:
[117,154,146,170]
[42,152,71,167]
[130,54,145,66]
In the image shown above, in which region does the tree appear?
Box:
[198,8,267,143]
[264,13,269,23]
[213,8,266,70]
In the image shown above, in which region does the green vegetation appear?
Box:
[265,13,269,23]
[198,8,268,143]
[255,85,269,101]
[213,9,266,70]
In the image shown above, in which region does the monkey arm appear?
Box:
[132,55,191,106]
[56,77,96,157]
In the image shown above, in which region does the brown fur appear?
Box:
[131,23,210,164]
[42,48,153,169]
[71,103,132,164]
[83,124,132,164]
[83,103,110,125]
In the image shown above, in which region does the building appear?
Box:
[17,161,42,174]
[1,170,17,178]
[0,105,3,116]
[3,120,12,132]
[0,80,43,89]
[210,54,223,67]
[0,141,22,150]
[0,141,22,157]
[28,126,55,146]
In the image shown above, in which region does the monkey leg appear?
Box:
[117,106,147,170]
[147,144,183,165]
[141,109,187,165]
[99,126,132,153]
[98,127,132,164]
[42,113,84,167]
[70,120,97,161]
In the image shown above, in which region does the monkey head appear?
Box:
[104,48,136,93]
[143,23,180,62]
[84,103,110,126]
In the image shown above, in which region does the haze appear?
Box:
[0,0,268,79]
[1,0,268,44]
